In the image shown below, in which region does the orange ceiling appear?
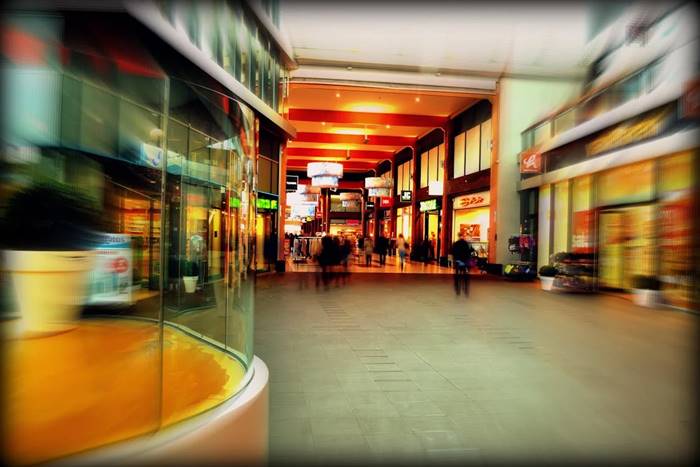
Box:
[286,83,482,172]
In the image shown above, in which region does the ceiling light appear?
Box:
[336,92,341,98]
[415,97,421,103]
[385,124,391,129]
[346,66,353,70]
[435,72,441,77]
[321,121,326,126]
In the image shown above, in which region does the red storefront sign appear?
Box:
[572,209,595,253]
[520,149,542,174]
[379,196,393,208]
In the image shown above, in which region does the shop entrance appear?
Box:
[598,204,656,289]
[418,210,440,262]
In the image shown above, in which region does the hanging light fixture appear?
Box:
[308,162,343,188]
[296,184,321,194]
[365,176,393,198]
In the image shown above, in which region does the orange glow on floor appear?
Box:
[2,319,246,466]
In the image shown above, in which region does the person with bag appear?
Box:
[451,232,471,296]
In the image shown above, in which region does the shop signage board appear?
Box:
[419,199,438,212]
[520,149,542,173]
[585,106,672,157]
[453,191,490,210]
[87,233,133,306]
[459,224,481,242]
[285,174,299,192]
[366,201,375,210]
[428,181,444,196]
[380,196,392,208]
[256,198,278,210]
[400,190,412,202]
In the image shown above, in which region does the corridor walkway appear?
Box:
[255,273,696,465]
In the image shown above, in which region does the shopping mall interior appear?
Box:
[0,0,698,465]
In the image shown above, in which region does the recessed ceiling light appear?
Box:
[336,92,341,98]
[346,66,353,71]
[415,97,421,102]
[321,121,326,126]
[435,72,441,77]
[385,124,391,129]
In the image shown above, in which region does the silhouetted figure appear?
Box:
[452,232,472,296]
[317,235,334,290]
[377,234,388,266]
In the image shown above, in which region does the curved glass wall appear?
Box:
[1,12,257,465]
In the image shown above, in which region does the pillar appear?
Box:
[488,88,500,264]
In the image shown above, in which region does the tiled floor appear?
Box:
[285,253,458,274]
[255,273,697,465]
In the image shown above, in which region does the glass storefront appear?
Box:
[537,153,696,307]
[396,206,412,244]
[451,191,490,259]
[1,13,260,464]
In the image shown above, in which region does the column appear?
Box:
[488,91,500,264]
[276,142,288,270]
[439,122,452,260]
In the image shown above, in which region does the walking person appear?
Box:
[364,236,374,267]
[451,232,472,296]
[377,234,388,266]
[397,234,408,272]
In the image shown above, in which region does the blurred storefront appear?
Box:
[1,2,293,463]
[518,14,698,310]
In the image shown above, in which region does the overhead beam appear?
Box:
[287,147,394,161]
[295,132,414,146]
[287,160,376,172]
[288,109,447,128]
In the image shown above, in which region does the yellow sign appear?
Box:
[586,107,669,157]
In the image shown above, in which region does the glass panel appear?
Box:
[538,184,551,266]
[420,151,428,188]
[428,147,438,183]
[80,82,118,157]
[597,161,654,206]
[479,120,491,170]
[533,122,549,146]
[437,143,445,182]
[258,157,271,193]
[553,110,575,135]
[465,125,480,175]
[270,160,279,195]
[571,175,593,254]
[552,181,569,254]
[453,132,465,178]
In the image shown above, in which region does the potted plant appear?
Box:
[538,265,558,291]
[182,260,199,293]
[631,275,661,307]
[1,183,103,336]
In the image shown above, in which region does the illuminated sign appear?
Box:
[419,199,438,212]
[400,190,412,202]
[285,175,298,192]
[256,198,278,210]
[428,181,443,196]
[230,197,241,208]
[520,149,542,174]
[365,201,375,210]
[453,191,490,210]
[380,197,392,208]
[585,107,670,157]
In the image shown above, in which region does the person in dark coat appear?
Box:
[377,234,388,266]
[452,232,473,296]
